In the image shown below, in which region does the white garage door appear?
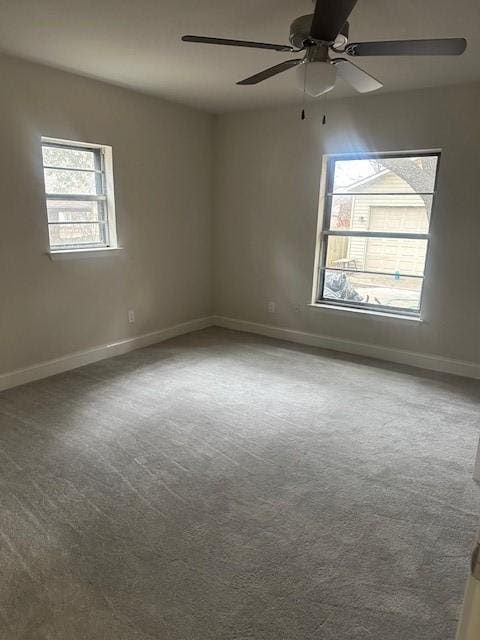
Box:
[365,206,428,275]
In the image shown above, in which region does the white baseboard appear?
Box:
[2,313,479,393]
[474,438,480,483]
[0,316,214,392]
[213,315,480,380]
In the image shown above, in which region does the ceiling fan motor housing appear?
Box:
[289,14,349,50]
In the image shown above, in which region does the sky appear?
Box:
[333,159,380,190]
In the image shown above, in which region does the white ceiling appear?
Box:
[0,0,478,113]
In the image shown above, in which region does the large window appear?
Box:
[314,152,440,317]
[42,138,117,252]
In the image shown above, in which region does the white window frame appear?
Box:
[41,137,118,255]
[311,150,441,320]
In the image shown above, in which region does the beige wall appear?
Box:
[0,53,213,375]
[2,52,479,376]
[213,83,480,364]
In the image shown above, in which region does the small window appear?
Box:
[314,152,440,317]
[41,138,117,252]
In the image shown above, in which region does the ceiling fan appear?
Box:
[181,0,467,97]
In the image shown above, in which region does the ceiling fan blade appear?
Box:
[346,38,467,57]
[332,59,383,93]
[237,59,303,85]
[311,0,358,42]
[181,35,294,52]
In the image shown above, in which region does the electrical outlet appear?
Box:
[128,309,135,324]
[292,303,301,313]
[268,301,276,313]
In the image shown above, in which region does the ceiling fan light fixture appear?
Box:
[297,61,337,97]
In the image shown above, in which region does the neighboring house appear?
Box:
[47,200,103,246]
[330,169,428,276]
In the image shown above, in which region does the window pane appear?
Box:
[329,195,432,233]
[44,168,98,195]
[322,269,422,312]
[325,235,428,277]
[47,199,104,223]
[332,155,438,194]
[42,146,96,170]
[48,223,105,247]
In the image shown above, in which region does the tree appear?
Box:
[43,146,97,195]
[373,156,436,206]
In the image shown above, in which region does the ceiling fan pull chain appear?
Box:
[301,63,307,120]
[322,91,328,125]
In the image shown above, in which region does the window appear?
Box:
[41,138,117,252]
[314,151,440,317]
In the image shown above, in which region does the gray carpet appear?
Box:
[0,327,479,639]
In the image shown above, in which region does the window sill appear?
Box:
[48,247,122,261]
[308,302,424,323]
